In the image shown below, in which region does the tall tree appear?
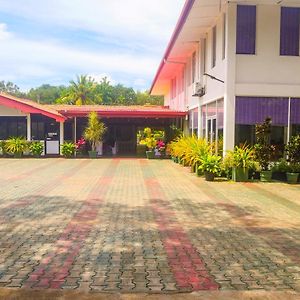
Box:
[27,84,66,104]
[0,80,25,97]
[136,90,164,106]
[57,75,102,105]
[95,77,114,105]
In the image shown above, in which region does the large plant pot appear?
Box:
[14,152,22,158]
[146,150,155,159]
[286,172,299,184]
[88,151,98,159]
[260,170,272,182]
[204,171,215,182]
[137,144,147,158]
[232,167,249,182]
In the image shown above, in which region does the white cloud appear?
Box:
[0,1,185,90]
[0,0,184,44]
[0,31,159,85]
[0,23,12,40]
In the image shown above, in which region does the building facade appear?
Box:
[150,0,300,153]
[0,93,185,156]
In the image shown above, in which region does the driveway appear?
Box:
[0,158,299,299]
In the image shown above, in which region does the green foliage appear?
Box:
[0,141,7,155]
[27,84,66,104]
[199,154,222,176]
[61,142,76,158]
[138,127,165,151]
[5,137,28,157]
[254,118,275,171]
[168,136,210,168]
[0,81,25,97]
[136,90,164,106]
[1,76,164,106]
[84,112,106,151]
[285,135,300,164]
[57,75,102,105]
[224,144,258,170]
[29,142,44,156]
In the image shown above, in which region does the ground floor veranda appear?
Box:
[0,114,180,156]
[188,96,300,155]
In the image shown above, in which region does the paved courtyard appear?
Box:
[0,158,300,298]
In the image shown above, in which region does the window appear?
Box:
[212,26,217,67]
[223,13,226,59]
[236,5,256,55]
[31,121,45,140]
[280,7,300,56]
[0,117,26,139]
[192,52,196,83]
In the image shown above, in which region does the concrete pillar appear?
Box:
[74,117,77,143]
[59,122,64,155]
[198,103,202,139]
[223,3,237,155]
[26,114,31,141]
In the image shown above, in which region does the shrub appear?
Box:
[29,141,44,157]
[84,112,106,151]
[285,135,300,164]
[5,137,28,157]
[61,142,76,158]
[199,154,222,176]
[224,144,259,170]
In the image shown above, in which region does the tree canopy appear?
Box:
[0,76,164,106]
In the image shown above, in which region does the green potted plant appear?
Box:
[5,137,28,158]
[84,112,106,158]
[224,144,258,182]
[61,142,76,158]
[145,137,156,159]
[29,141,44,158]
[198,154,222,181]
[0,140,7,157]
[285,135,300,184]
[254,118,275,182]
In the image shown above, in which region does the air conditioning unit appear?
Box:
[192,82,206,97]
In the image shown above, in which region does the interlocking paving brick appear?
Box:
[0,158,299,294]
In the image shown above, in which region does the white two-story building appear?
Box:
[150,0,300,153]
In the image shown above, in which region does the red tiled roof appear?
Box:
[0,93,66,122]
[48,104,186,118]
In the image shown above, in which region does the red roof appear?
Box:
[0,93,186,119]
[0,93,66,122]
[49,104,186,118]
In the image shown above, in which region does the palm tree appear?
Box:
[57,75,102,105]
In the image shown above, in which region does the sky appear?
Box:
[0,0,184,92]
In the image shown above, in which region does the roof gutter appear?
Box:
[149,0,196,94]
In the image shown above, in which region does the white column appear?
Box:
[287,97,291,144]
[26,114,31,141]
[198,103,202,139]
[74,117,77,143]
[223,3,237,155]
[59,122,64,155]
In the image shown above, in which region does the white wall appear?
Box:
[0,105,26,116]
[200,14,226,106]
[235,4,300,97]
